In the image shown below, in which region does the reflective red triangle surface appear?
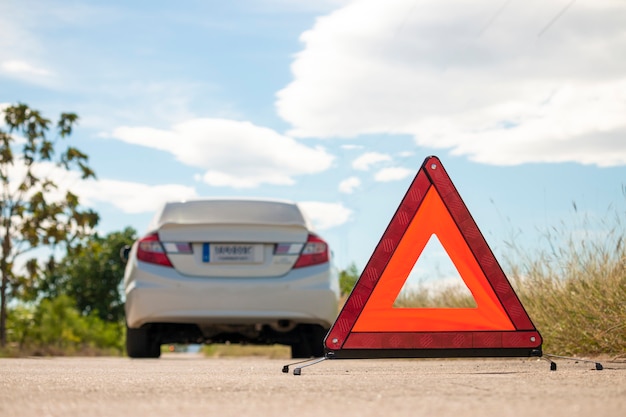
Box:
[325,156,542,358]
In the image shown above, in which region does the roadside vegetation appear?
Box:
[0,104,132,357]
[6,295,123,356]
[1,103,623,359]
[506,205,625,357]
[0,226,136,357]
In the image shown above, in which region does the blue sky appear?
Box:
[1,0,624,283]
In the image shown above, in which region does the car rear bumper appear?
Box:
[124,261,339,329]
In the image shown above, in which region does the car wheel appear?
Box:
[290,325,327,359]
[126,324,161,358]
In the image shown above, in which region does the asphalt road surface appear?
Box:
[1,355,624,417]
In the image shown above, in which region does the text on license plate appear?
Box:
[203,243,264,264]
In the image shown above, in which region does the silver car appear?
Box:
[123,198,340,358]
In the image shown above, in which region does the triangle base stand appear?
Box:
[280,351,604,375]
[282,356,328,375]
[541,353,604,371]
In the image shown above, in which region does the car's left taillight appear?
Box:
[136,233,173,267]
[293,234,329,268]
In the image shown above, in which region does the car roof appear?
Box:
[147,198,313,230]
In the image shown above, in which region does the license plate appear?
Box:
[202,243,264,264]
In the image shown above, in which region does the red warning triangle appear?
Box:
[325,156,542,358]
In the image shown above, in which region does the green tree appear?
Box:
[0,103,98,346]
[339,262,360,296]
[41,227,137,322]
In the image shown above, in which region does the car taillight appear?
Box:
[136,233,173,267]
[293,234,329,268]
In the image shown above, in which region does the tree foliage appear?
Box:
[0,103,99,346]
[339,262,360,296]
[40,227,137,322]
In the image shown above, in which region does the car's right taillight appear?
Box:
[136,233,173,267]
[293,234,329,268]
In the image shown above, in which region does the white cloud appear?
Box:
[1,60,51,77]
[253,0,353,13]
[201,170,294,188]
[298,201,353,230]
[352,151,391,170]
[341,144,363,150]
[338,176,361,194]
[6,159,197,215]
[276,0,626,167]
[374,167,412,182]
[75,179,198,214]
[0,4,57,86]
[111,118,335,188]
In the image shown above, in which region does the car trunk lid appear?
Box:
[152,200,312,277]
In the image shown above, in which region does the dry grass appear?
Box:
[506,208,625,357]
[394,285,476,308]
[202,343,291,359]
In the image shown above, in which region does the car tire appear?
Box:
[126,324,161,358]
[290,325,327,359]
